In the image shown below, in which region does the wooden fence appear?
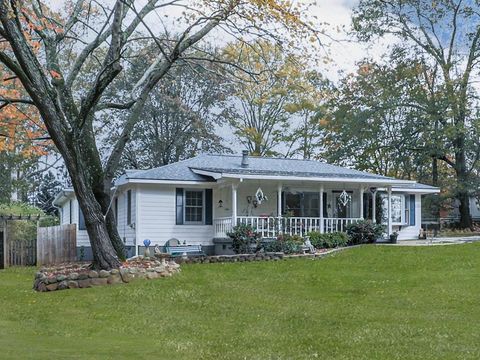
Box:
[37,224,77,266]
[7,238,36,266]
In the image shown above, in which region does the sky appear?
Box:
[309,0,394,82]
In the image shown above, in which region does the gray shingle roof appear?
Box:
[116,154,402,184]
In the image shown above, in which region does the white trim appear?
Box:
[190,168,222,179]
[122,179,213,185]
[219,173,416,185]
[379,187,440,194]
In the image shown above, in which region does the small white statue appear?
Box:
[304,237,315,254]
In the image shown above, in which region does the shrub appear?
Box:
[227,224,261,254]
[346,220,384,245]
[262,234,303,254]
[308,231,349,249]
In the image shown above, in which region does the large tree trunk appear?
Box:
[70,168,121,269]
[94,183,126,260]
[454,137,472,229]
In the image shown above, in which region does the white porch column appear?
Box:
[387,186,392,236]
[319,185,324,233]
[277,183,282,217]
[359,187,364,219]
[372,189,377,224]
[277,183,283,235]
[231,183,238,227]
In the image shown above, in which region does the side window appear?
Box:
[79,207,86,230]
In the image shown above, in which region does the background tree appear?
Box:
[352,0,480,228]
[0,0,315,269]
[0,66,50,203]
[223,40,326,156]
[101,54,230,172]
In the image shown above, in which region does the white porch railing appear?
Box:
[214,216,361,238]
[213,217,234,238]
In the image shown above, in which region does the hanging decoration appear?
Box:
[255,187,268,204]
[338,189,351,207]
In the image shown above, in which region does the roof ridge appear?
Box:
[203,153,390,177]
[126,155,204,177]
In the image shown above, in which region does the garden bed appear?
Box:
[33,257,181,292]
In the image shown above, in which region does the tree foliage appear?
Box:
[352,0,480,227]
[223,40,327,156]
[0,0,318,269]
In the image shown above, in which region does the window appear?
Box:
[184,190,204,223]
[127,190,132,225]
[283,192,320,217]
[79,208,86,230]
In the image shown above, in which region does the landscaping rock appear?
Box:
[120,269,133,283]
[37,282,47,292]
[78,273,88,280]
[110,269,119,275]
[68,281,79,289]
[68,272,79,280]
[77,279,92,288]
[88,270,98,278]
[46,283,58,291]
[46,275,57,284]
[154,266,165,273]
[99,270,110,278]
[146,272,159,279]
[107,275,122,285]
[56,274,67,282]
[91,278,108,286]
[58,281,69,290]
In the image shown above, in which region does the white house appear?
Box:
[53,151,440,259]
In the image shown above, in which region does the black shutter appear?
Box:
[127,190,132,225]
[205,189,213,225]
[176,188,184,225]
[323,192,328,217]
[79,208,86,230]
[114,197,118,225]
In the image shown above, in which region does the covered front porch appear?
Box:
[212,179,392,239]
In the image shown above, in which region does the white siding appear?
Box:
[60,199,71,225]
[57,189,137,247]
[115,187,137,246]
[137,184,214,246]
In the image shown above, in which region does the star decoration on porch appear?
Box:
[338,190,351,207]
[255,187,268,204]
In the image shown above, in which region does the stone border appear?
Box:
[172,247,351,265]
[33,258,180,292]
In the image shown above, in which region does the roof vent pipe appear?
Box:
[241,150,249,168]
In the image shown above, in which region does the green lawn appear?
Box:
[1,244,480,359]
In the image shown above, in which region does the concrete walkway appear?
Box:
[380,236,480,246]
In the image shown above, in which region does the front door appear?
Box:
[333,191,352,218]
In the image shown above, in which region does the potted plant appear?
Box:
[389,231,399,244]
